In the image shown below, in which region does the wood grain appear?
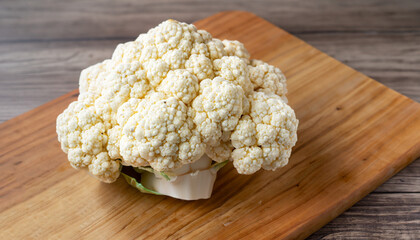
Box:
[1,11,419,239]
[309,193,420,239]
[0,41,117,122]
[1,0,419,42]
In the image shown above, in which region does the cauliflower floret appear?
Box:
[144,59,169,87]
[231,115,256,148]
[185,54,214,81]
[112,41,143,64]
[57,94,105,158]
[139,45,159,63]
[162,49,189,69]
[197,30,212,43]
[120,96,205,171]
[107,125,122,159]
[231,91,298,174]
[205,131,233,162]
[213,56,253,94]
[152,19,196,54]
[249,59,287,101]
[192,77,244,145]
[207,39,226,60]
[140,19,206,70]
[95,62,149,126]
[56,93,121,182]
[157,69,199,104]
[116,98,141,126]
[89,152,121,183]
[205,142,233,162]
[223,40,250,61]
[232,147,263,174]
[79,60,109,94]
[190,43,210,56]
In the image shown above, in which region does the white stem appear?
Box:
[141,155,218,200]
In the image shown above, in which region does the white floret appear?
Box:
[190,42,210,56]
[205,142,233,162]
[157,69,199,104]
[207,39,226,60]
[231,115,256,148]
[192,77,244,146]
[213,56,253,94]
[231,91,298,173]
[248,59,288,101]
[120,97,205,171]
[57,94,105,159]
[116,98,141,126]
[88,152,121,183]
[185,54,214,81]
[222,40,250,61]
[79,60,109,94]
[205,131,233,162]
[232,147,263,174]
[107,125,122,159]
[112,41,144,64]
[94,62,150,126]
[56,93,121,182]
[144,59,169,86]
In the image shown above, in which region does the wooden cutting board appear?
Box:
[1,11,419,240]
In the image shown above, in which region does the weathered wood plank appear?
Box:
[0,0,419,41]
[374,159,420,193]
[0,40,117,122]
[308,193,420,239]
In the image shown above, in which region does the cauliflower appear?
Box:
[57,19,298,200]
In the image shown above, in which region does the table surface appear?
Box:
[1,0,418,239]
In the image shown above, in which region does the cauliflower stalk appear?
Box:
[56,19,298,200]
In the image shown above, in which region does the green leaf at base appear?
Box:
[134,166,172,181]
[121,172,162,195]
[211,160,229,171]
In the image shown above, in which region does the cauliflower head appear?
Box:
[56,19,298,183]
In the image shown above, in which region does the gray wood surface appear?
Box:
[0,0,419,239]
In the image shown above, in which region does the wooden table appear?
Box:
[1,0,418,238]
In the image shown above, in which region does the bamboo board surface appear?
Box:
[1,11,419,239]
